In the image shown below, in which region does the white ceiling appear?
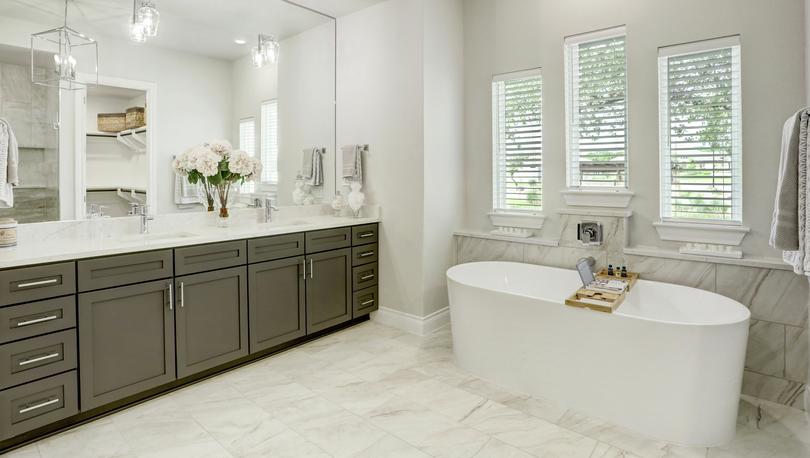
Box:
[0,0,384,61]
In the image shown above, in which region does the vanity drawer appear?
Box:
[351,244,378,266]
[78,250,173,292]
[0,263,76,307]
[353,286,379,317]
[0,370,78,441]
[352,262,378,291]
[306,228,351,253]
[248,233,305,264]
[175,240,247,276]
[0,297,76,344]
[0,329,77,391]
[352,224,378,246]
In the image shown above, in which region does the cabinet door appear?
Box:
[248,257,306,353]
[78,280,175,411]
[175,266,248,378]
[306,249,352,334]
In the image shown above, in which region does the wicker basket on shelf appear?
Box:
[125,107,146,129]
[97,113,126,132]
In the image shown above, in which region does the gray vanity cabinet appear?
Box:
[78,280,176,411]
[305,248,352,334]
[248,257,306,353]
[174,266,249,378]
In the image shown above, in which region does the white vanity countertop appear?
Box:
[0,208,380,268]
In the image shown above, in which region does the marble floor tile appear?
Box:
[35,418,130,458]
[10,320,810,458]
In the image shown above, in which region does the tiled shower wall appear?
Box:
[455,213,809,411]
[0,61,59,223]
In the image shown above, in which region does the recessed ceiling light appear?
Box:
[234,39,247,45]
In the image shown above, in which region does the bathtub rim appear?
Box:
[447,261,751,328]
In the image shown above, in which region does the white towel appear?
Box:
[174,172,203,206]
[303,148,324,186]
[0,119,20,208]
[342,145,364,184]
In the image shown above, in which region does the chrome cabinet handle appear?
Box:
[19,352,60,366]
[16,315,59,327]
[302,259,306,279]
[309,259,314,279]
[360,299,375,306]
[17,278,59,289]
[358,232,374,238]
[359,251,375,258]
[167,283,173,311]
[360,274,375,281]
[19,397,60,414]
[180,282,185,308]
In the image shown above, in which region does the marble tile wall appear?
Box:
[456,214,810,411]
[0,61,61,223]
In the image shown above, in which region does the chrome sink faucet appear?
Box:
[136,204,154,234]
[264,197,278,223]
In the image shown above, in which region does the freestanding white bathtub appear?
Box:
[447,261,750,447]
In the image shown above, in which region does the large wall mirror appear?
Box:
[0,0,336,223]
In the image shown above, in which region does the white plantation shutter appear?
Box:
[565,27,628,188]
[239,118,256,193]
[261,99,279,184]
[492,69,543,212]
[659,36,742,223]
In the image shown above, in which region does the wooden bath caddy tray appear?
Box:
[565,270,639,313]
[565,289,625,313]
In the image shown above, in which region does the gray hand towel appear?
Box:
[302,148,314,179]
[341,145,363,183]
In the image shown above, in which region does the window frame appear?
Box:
[238,117,256,194]
[564,25,629,191]
[657,35,743,225]
[260,99,279,187]
[491,67,544,215]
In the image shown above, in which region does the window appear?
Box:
[565,26,628,189]
[238,117,256,193]
[491,69,543,212]
[261,99,279,184]
[658,36,741,223]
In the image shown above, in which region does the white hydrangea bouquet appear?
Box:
[173,140,262,218]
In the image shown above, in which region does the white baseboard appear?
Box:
[371,306,450,336]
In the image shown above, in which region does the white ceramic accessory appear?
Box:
[348,182,365,217]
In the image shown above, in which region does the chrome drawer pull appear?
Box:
[358,232,374,238]
[358,251,375,258]
[360,299,375,306]
[19,397,60,414]
[310,259,314,279]
[19,352,60,366]
[360,274,375,281]
[167,283,173,311]
[301,259,307,279]
[16,315,59,327]
[16,278,59,289]
[180,282,185,308]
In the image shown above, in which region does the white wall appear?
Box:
[463,0,806,259]
[422,0,465,315]
[337,0,426,316]
[337,0,465,318]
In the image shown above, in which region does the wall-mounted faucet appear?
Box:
[577,221,603,246]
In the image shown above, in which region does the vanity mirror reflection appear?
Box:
[0,0,336,224]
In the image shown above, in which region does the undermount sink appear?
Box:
[118,231,199,243]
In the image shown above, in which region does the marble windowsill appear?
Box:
[454,230,559,247]
[0,206,381,268]
[622,246,793,271]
